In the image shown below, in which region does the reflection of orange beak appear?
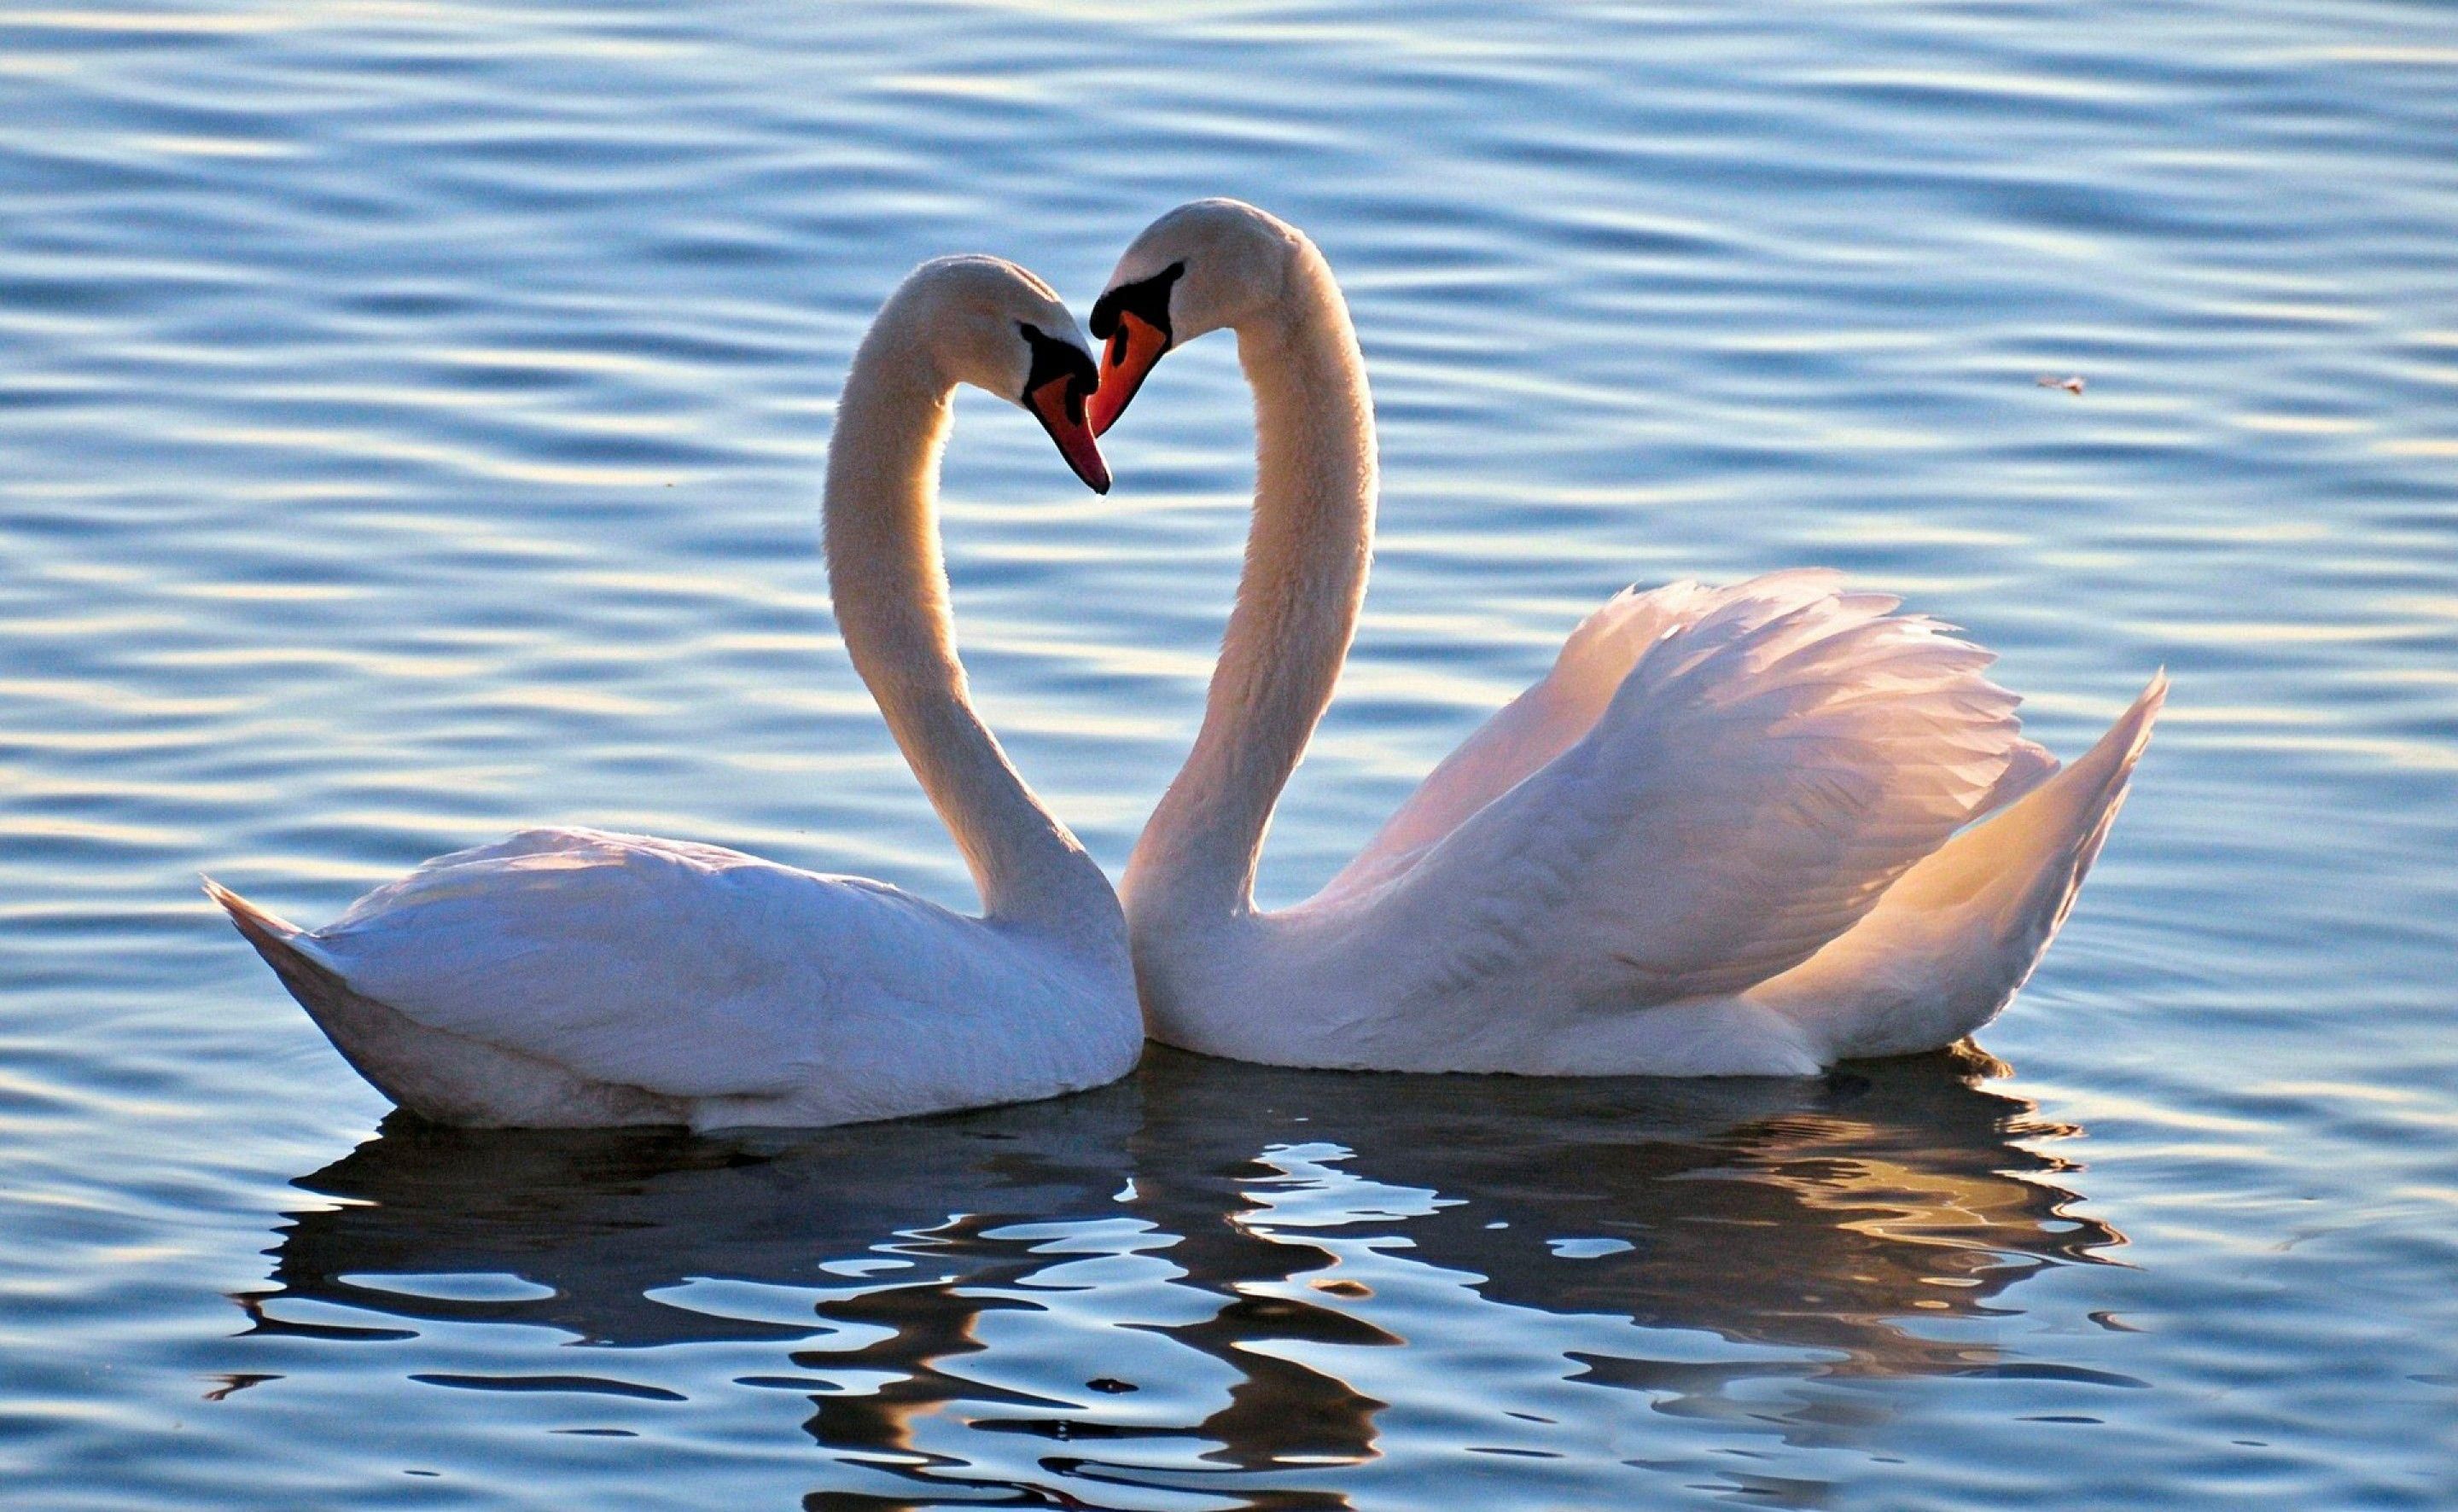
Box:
[1089,311,1170,437]
[1028,375,1110,493]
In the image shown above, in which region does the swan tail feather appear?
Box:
[1755,671,2165,1059]
[1903,668,2164,931]
[204,878,684,1128]
[204,876,333,983]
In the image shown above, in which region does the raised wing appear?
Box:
[1319,573,1839,901]
[298,829,990,1100]
[1335,575,2030,1008]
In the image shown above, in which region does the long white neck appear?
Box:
[823,311,1115,940]
[1123,240,1377,929]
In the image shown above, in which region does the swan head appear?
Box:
[894,254,1110,493]
[1088,199,1304,435]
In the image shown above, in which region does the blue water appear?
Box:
[4,2,2455,1506]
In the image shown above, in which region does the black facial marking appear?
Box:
[1087,261,1185,346]
[1017,323,1098,419]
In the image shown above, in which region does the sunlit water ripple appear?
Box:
[3,2,2454,1507]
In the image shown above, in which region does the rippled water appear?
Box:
[4,2,2455,1506]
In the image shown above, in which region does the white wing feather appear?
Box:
[1322,572,1840,901]
[1320,574,2029,1008]
[294,829,1022,1102]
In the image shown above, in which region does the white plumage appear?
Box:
[210,258,1139,1128]
[209,830,1121,1127]
[1092,200,2163,1075]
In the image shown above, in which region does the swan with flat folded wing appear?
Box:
[209,256,1140,1127]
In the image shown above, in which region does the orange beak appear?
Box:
[1089,311,1170,437]
[1028,375,1110,493]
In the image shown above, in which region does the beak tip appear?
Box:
[1069,452,1111,494]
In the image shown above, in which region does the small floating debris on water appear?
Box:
[2036,373,2087,394]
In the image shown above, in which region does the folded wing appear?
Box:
[288,829,984,1101]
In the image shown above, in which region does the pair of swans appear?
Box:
[213,201,2163,1128]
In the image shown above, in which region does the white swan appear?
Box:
[1086,199,2164,1076]
[208,256,1141,1128]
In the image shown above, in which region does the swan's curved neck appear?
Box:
[824,317,1112,939]
[1124,241,1376,928]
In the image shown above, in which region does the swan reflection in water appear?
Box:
[236,1048,2120,1505]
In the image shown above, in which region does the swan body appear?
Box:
[212,257,1140,1128]
[1089,199,2163,1075]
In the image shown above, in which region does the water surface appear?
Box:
[3,2,2455,1506]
